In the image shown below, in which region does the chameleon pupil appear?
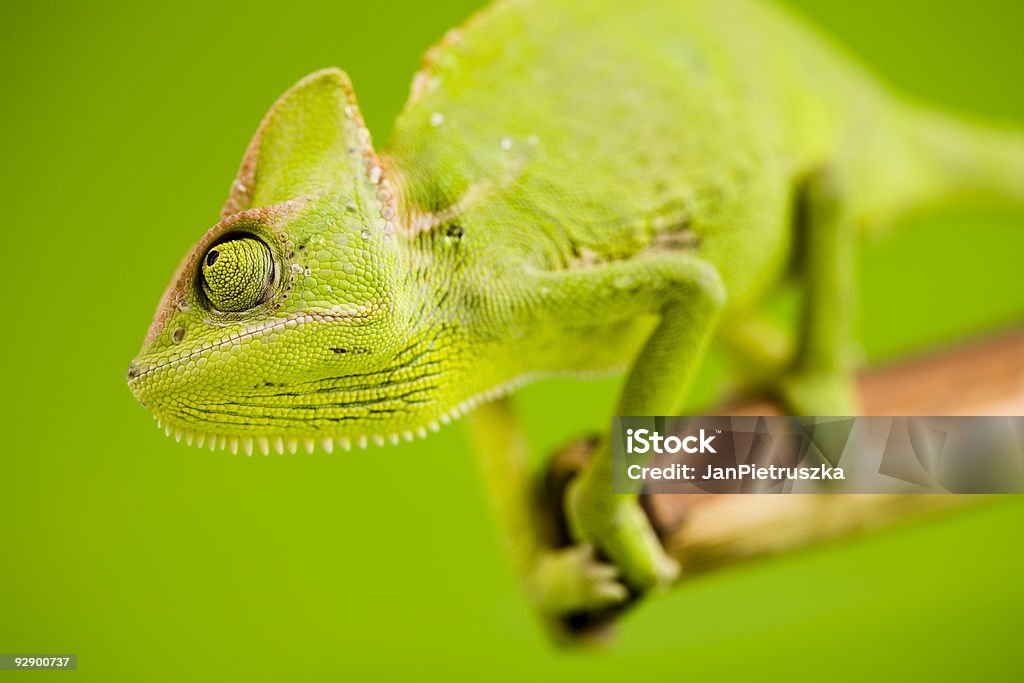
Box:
[206,250,219,266]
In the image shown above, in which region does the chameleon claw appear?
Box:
[526,543,630,617]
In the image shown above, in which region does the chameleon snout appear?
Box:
[125,361,151,408]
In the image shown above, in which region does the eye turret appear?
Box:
[200,237,274,312]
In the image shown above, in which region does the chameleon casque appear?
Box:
[128,0,1024,626]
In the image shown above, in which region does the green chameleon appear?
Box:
[127,0,1023,626]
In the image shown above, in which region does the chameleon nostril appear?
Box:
[126,363,140,381]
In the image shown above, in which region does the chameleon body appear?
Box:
[128,0,1024,625]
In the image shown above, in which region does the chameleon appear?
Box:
[127,0,1024,628]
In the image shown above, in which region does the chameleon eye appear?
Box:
[200,236,274,312]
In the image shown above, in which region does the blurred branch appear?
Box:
[645,328,1024,579]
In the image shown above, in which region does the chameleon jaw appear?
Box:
[149,371,538,456]
[147,366,623,456]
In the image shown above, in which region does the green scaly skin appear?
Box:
[128,0,1024,629]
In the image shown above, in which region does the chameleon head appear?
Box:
[127,69,440,454]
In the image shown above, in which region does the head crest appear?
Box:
[222,68,380,218]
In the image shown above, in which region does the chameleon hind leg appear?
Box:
[527,253,726,594]
[778,168,860,416]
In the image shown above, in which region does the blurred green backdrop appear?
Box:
[2,1,1022,680]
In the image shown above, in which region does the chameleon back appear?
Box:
[384,0,886,308]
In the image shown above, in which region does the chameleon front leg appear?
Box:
[465,397,629,619]
[779,169,860,416]
[529,253,726,594]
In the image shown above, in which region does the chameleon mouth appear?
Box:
[145,372,541,455]
[140,366,624,456]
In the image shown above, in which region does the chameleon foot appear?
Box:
[557,437,680,595]
[525,543,629,617]
[778,369,859,416]
[565,478,680,593]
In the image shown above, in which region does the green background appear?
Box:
[2,1,1023,680]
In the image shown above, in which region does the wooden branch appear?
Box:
[645,328,1024,580]
[725,328,1024,417]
